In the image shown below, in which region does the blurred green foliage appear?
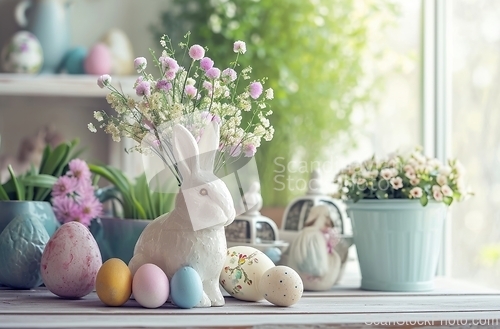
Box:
[154,0,399,206]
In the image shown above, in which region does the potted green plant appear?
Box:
[89,164,177,264]
[0,139,80,236]
[335,147,471,292]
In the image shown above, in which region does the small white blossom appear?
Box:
[380,168,393,180]
[436,174,447,186]
[410,187,423,198]
[265,88,274,100]
[88,123,97,133]
[94,111,104,122]
[441,185,453,197]
[390,177,403,190]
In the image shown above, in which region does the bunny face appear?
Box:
[173,122,236,230]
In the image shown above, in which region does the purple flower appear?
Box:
[78,194,103,226]
[160,56,179,73]
[221,68,237,83]
[164,70,176,81]
[200,111,221,124]
[233,41,247,54]
[189,44,205,60]
[243,144,257,157]
[156,79,172,92]
[68,159,91,182]
[52,196,79,224]
[133,57,147,72]
[97,74,111,89]
[206,67,221,80]
[249,82,263,99]
[52,176,78,198]
[200,57,214,71]
[185,85,198,98]
[136,80,151,96]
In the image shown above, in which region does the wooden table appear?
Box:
[1,262,500,328]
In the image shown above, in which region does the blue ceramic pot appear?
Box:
[90,217,150,265]
[0,201,59,236]
[346,200,446,292]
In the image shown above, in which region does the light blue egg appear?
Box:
[264,247,282,263]
[170,266,203,309]
[63,47,87,74]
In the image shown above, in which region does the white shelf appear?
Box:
[0,74,136,98]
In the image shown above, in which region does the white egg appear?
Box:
[1,31,43,74]
[220,246,275,302]
[259,266,303,307]
[100,28,134,75]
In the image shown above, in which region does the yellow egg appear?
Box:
[96,258,132,306]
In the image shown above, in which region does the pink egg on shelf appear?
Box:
[132,263,169,308]
[84,43,112,75]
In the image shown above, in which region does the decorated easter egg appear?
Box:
[1,31,43,74]
[84,43,112,75]
[259,266,303,307]
[0,214,49,289]
[170,266,203,309]
[40,222,102,298]
[63,47,87,74]
[132,263,169,308]
[96,258,132,306]
[100,28,134,75]
[220,246,275,302]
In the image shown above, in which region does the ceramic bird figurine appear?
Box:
[284,204,342,291]
[129,122,236,307]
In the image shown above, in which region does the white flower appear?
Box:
[405,171,416,180]
[390,177,403,190]
[265,88,274,100]
[441,185,453,197]
[93,111,104,122]
[432,185,441,193]
[87,123,97,133]
[233,40,247,54]
[436,174,447,186]
[380,168,393,180]
[186,77,196,85]
[433,190,443,201]
[439,166,452,176]
[357,178,367,186]
[410,187,423,198]
[404,164,415,174]
[410,177,420,186]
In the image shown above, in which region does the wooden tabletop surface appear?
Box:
[1,262,500,328]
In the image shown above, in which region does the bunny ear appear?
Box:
[198,121,220,172]
[173,124,200,180]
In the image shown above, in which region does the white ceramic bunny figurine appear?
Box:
[129,122,236,307]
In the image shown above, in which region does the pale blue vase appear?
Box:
[15,0,70,73]
[346,200,446,292]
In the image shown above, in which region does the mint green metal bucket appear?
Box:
[346,200,446,292]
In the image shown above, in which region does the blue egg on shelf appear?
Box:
[170,266,203,309]
[63,47,87,74]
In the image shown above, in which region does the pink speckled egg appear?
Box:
[40,222,102,298]
[84,43,112,75]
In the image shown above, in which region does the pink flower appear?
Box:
[97,74,111,89]
[156,79,172,92]
[200,57,214,71]
[433,190,443,201]
[52,196,80,224]
[249,82,263,99]
[52,176,78,198]
[185,85,198,98]
[133,57,147,72]
[200,111,221,124]
[189,44,205,60]
[410,187,423,198]
[136,81,151,96]
[243,144,257,157]
[206,67,221,80]
[164,70,176,81]
[160,56,179,73]
[79,194,103,224]
[441,185,453,197]
[221,68,237,83]
[390,177,403,190]
[68,159,91,182]
[233,41,247,54]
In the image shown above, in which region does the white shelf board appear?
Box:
[0,74,136,98]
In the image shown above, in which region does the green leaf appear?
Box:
[0,183,9,201]
[420,193,428,206]
[375,190,388,199]
[443,196,453,206]
[8,166,24,201]
[39,143,68,176]
[21,175,58,189]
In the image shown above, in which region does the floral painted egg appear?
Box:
[220,246,275,302]
[1,31,43,73]
[40,222,102,298]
